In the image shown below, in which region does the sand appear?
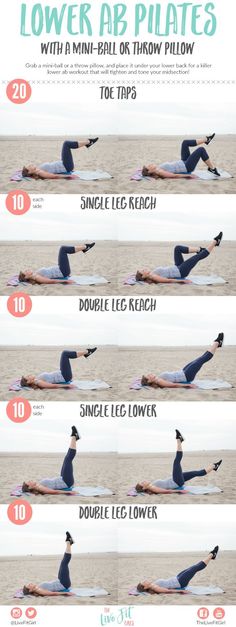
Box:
[0,346,117,402]
[119,451,235,504]
[0,241,118,296]
[119,346,236,402]
[120,135,236,195]
[1,134,235,194]
[1,240,235,297]
[118,241,236,296]
[0,452,117,504]
[1,345,235,402]
[118,551,236,605]
[0,553,117,605]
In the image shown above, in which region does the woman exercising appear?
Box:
[136,546,219,594]
[22,532,75,596]
[18,242,95,285]
[20,347,97,390]
[22,426,80,495]
[141,333,224,389]
[136,232,222,284]
[22,138,99,180]
[135,429,222,495]
[142,134,220,180]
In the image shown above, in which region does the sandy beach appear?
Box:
[0,136,117,194]
[0,241,118,296]
[119,451,235,504]
[120,135,236,195]
[1,345,235,402]
[1,135,235,194]
[119,346,236,402]
[118,551,235,605]
[1,240,235,297]
[0,452,117,504]
[0,553,117,605]
[0,346,117,402]
[118,241,236,296]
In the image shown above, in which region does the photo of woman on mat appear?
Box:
[141,333,224,389]
[142,134,220,180]
[20,347,97,390]
[22,426,80,495]
[136,546,219,594]
[136,232,223,284]
[22,532,75,596]
[135,429,222,495]
[21,138,99,179]
[18,242,95,285]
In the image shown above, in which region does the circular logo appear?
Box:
[5,191,31,215]
[7,293,32,317]
[7,499,33,525]
[213,607,225,619]
[6,398,32,423]
[10,607,22,619]
[6,79,32,104]
[197,607,209,619]
[26,607,37,618]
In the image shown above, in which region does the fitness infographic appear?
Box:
[0,1,236,626]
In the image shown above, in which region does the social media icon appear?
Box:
[197,607,209,619]
[25,607,37,618]
[213,607,225,619]
[11,607,22,619]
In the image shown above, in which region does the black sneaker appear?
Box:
[205,133,215,145]
[214,332,224,347]
[208,166,220,177]
[71,425,81,441]
[213,231,223,247]
[175,429,184,443]
[84,347,97,358]
[213,459,222,472]
[87,137,99,148]
[209,545,219,560]
[66,531,74,545]
[83,242,95,254]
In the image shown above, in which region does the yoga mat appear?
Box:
[127,485,222,497]
[124,274,227,286]
[131,168,233,181]
[7,274,110,287]
[11,485,114,497]
[11,170,113,182]
[129,585,224,596]
[130,377,232,391]
[9,379,112,392]
[70,587,110,597]
[14,587,110,598]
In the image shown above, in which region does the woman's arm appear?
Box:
[36,169,70,180]
[34,274,73,285]
[157,168,195,180]
[37,485,73,495]
[148,583,186,594]
[36,379,73,389]
[143,272,190,285]
[156,378,196,389]
[146,484,187,494]
[36,587,72,596]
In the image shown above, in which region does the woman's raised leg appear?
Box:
[58,537,73,589]
[182,340,221,382]
[60,433,78,487]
